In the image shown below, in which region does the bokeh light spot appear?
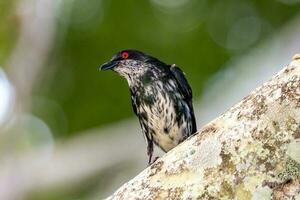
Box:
[208,0,263,51]
[12,114,54,159]
[0,68,14,128]
[150,0,208,33]
[226,16,261,50]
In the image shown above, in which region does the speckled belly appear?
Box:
[140,93,189,152]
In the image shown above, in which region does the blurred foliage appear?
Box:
[1,0,300,138]
[0,0,17,63]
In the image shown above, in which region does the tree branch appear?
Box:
[106,55,300,200]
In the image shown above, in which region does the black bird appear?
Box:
[100,50,197,165]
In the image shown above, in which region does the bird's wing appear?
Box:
[130,90,138,115]
[170,64,193,100]
[170,64,197,133]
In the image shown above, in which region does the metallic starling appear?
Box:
[100,50,197,165]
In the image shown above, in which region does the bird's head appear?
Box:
[100,50,167,86]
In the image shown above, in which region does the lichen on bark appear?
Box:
[106,56,300,200]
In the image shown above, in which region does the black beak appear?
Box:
[100,61,118,71]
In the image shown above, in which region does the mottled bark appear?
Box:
[106,55,300,200]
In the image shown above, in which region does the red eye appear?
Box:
[121,52,129,59]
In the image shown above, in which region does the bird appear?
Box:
[100,49,197,165]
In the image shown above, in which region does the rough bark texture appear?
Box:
[106,55,300,200]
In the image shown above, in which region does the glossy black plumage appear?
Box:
[100,50,197,164]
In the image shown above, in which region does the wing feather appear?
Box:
[170,64,197,133]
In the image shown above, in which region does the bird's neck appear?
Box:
[129,75,170,96]
[126,64,169,89]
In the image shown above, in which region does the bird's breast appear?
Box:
[137,81,190,152]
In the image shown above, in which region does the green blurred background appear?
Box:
[0,0,300,199]
[2,0,300,136]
